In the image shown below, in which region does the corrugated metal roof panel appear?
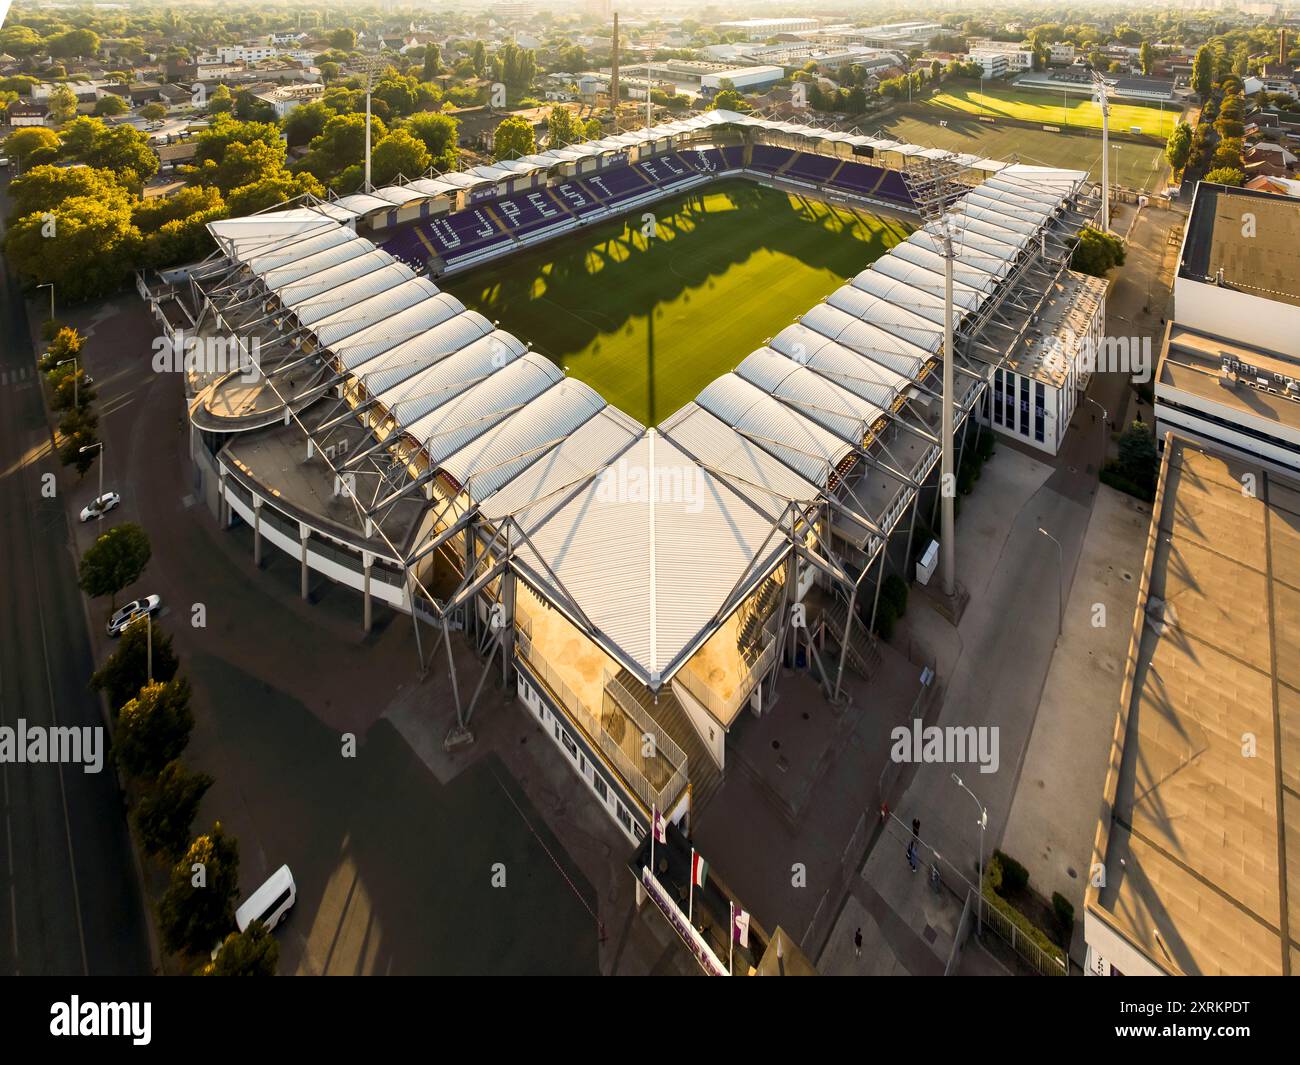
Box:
[332,292,465,372]
[331,192,396,215]
[406,351,564,463]
[824,284,944,353]
[241,225,355,275]
[478,406,642,526]
[735,347,885,445]
[799,303,932,376]
[308,277,437,348]
[356,313,500,398]
[440,378,606,503]
[290,263,416,328]
[695,373,852,487]
[889,241,999,293]
[769,324,912,409]
[272,248,394,305]
[260,236,377,290]
[867,256,985,309]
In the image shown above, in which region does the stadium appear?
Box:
[142,109,1101,848]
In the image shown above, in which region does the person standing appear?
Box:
[907,818,921,872]
[854,927,863,958]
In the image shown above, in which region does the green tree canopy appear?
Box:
[1203,166,1246,187]
[402,111,458,171]
[370,128,430,185]
[8,163,122,221]
[1071,226,1126,277]
[115,677,194,780]
[204,920,279,976]
[91,616,179,713]
[491,115,534,161]
[6,193,142,302]
[1164,122,1192,173]
[134,760,213,860]
[158,822,240,958]
[78,522,152,605]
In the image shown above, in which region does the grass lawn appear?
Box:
[880,113,1170,193]
[922,84,1180,138]
[448,180,912,426]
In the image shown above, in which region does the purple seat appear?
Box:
[748,144,795,173]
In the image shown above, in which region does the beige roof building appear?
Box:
[1085,434,1300,975]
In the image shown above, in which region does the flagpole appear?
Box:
[688,847,695,924]
[649,804,656,881]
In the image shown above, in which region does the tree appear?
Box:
[47,84,78,125]
[710,88,751,113]
[93,94,128,117]
[370,129,430,185]
[1191,45,1214,99]
[403,111,458,171]
[3,126,59,170]
[281,100,332,147]
[140,102,167,122]
[134,760,213,860]
[545,105,578,148]
[1071,226,1126,277]
[1164,122,1192,174]
[78,522,151,606]
[491,115,534,161]
[50,28,100,59]
[297,112,386,184]
[328,28,356,52]
[91,616,179,713]
[1212,136,1244,170]
[930,59,942,83]
[472,40,487,79]
[158,822,240,958]
[6,193,142,302]
[1140,42,1154,77]
[1203,166,1246,187]
[209,83,233,115]
[226,170,322,216]
[204,920,279,976]
[1116,420,1158,493]
[8,164,122,220]
[59,118,158,190]
[422,44,443,82]
[115,677,194,780]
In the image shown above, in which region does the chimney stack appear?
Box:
[1281,28,1288,66]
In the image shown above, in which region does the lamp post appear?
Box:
[80,440,104,505]
[37,282,55,325]
[1085,396,1108,467]
[1038,527,1064,638]
[56,356,79,409]
[952,773,987,935]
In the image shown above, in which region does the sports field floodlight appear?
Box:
[356,54,387,193]
[902,155,966,601]
[1090,69,1112,232]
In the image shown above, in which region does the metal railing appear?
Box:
[676,618,776,725]
[979,892,1068,977]
[602,670,688,813]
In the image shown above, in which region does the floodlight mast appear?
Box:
[1091,70,1111,232]
[903,158,964,600]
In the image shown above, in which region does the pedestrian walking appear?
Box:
[854,927,862,958]
[906,837,918,872]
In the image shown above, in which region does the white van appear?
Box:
[235,864,296,933]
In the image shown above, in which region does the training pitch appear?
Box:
[880,114,1170,194]
[923,84,1180,139]
[449,179,913,426]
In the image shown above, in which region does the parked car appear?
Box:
[106,595,161,637]
[211,865,297,962]
[78,491,121,522]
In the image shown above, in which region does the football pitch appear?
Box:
[448,180,913,426]
[923,85,1180,139]
[880,114,1170,193]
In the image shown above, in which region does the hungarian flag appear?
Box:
[691,850,708,888]
[652,808,667,845]
[732,906,750,948]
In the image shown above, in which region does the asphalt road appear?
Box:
[0,203,151,974]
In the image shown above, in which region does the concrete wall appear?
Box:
[1174,276,1300,358]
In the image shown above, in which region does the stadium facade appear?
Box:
[142,110,1101,846]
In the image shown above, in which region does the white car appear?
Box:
[106,595,161,637]
[78,491,121,522]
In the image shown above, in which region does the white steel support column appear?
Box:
[941,245,955,597]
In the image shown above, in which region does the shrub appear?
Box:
[993,849,1029,895]
[882,573,908,618]
[1052,891,1075,941]
[873,599,898,641]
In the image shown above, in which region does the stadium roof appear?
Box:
[194,126,1090,688]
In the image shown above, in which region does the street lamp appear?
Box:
[952,773,988,935]
[1085,396,1108,467]
[36,282,55,325]
[56,356,79,409]
[79,440,105,506]
[1038,527,1064,638]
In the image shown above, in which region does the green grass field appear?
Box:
[449,180,912,426]
[881,113,1170,193]
[923,85,1181,138]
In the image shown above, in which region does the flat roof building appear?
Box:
[716,18,819,40]
[1085,434,1300,975]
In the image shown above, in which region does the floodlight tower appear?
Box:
[360,54,386,193]
[902,157,965,600]
[1091,69,1112,232]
